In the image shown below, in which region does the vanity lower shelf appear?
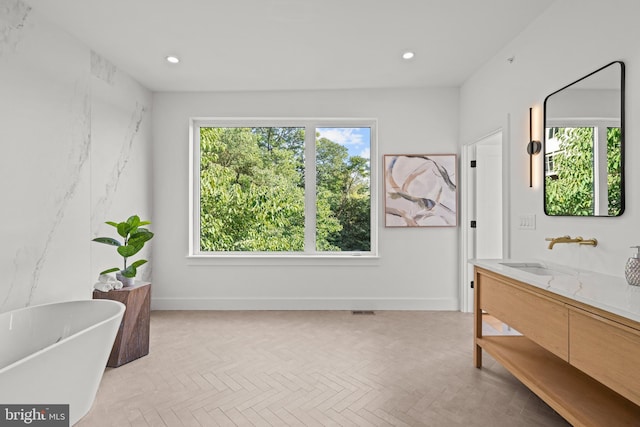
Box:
[477,335,640,426]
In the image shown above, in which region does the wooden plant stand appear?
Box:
[93,282,151,367]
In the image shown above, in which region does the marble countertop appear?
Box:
[470,259,640,324]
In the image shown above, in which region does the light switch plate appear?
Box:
[518,214,536,230]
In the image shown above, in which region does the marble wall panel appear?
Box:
[0,1,152,312]
[90,51,153,283]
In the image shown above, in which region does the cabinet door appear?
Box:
[478,271,568,360]
[569,308,640,406]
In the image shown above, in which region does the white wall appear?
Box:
[0,1,152,312]
[152,88,460,310]
[460,0,640,276]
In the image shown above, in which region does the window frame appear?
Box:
[189,117,378,259]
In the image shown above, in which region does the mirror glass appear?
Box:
[543,61,625,216]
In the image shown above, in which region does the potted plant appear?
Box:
[92,215,154,287]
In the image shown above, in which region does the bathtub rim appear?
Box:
[0,299,125,374]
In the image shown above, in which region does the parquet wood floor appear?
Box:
[78,311,568,426]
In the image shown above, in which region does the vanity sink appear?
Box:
[500,262,569,276]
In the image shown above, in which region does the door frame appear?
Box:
[459,117,511,312]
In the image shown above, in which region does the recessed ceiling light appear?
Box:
[402,51,415,60]
[166,56,180,64]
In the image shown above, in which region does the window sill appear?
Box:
[186,253,380,267]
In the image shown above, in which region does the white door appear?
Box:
[476,137,503,258]
[460,130,504,312]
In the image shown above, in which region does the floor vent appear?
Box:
[352,310,375,315]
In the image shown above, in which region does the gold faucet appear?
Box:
[545,235,598,249]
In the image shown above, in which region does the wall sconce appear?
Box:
[527,107,542,187]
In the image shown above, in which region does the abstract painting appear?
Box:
[384,154,457,227]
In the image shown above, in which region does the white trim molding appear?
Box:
[151,297,459,311]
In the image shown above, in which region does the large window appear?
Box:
[190,118,377,256]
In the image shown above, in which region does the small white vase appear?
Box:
[116,272,136,287]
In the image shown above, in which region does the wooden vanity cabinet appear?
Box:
[474,267,640,427]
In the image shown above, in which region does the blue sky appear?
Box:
[317,127,371,159]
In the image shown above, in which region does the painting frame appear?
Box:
[383,154,458,227]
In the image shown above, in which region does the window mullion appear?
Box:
[304,125,317,253]
[593,125,608,215]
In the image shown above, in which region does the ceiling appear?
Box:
[23,0,555,92]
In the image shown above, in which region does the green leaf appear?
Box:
[121,265,137,278]
[92,237,122,246]
[117,222,131,238]
[127,215,141,229]
[117,242,144,258]
[129,229,154,245]
[130,259,147,269]
[139,220,151,226]
[99,267,120,275]
[105,221,119,228]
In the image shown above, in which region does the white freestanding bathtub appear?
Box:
[0,299,125,425]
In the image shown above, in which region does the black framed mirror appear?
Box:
[543,61,625,216]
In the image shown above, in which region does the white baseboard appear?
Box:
[151,297,460,311]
